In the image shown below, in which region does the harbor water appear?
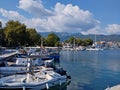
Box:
[60,49,120,90]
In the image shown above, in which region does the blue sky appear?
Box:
[0,0,120,35]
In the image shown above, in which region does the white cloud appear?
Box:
[24,18,50,32]
[81,26,101,35]
[105,24,120,34]
[0,8,25,21]
[47,3,100,33]
[18,0,53,17]
[2,0,117,35]
[0,8,49,31]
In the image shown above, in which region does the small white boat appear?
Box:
[0,57,54,76]
[0,59,70,90]
[14,57,54,66]
[0,70,68,90]
[15,57,44,66]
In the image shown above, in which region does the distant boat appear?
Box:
[86,47,103,51]
[24,46,60,61]
[86,34,104,51]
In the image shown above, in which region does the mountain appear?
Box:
[39,32,120,42]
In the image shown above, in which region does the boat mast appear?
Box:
[26,58,34,83]
[95,34,96,45]
[73,36,75,49]
[41,36,43,47]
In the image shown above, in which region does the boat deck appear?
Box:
[0,52,17,62]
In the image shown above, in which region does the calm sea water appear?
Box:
[59,49,120,90]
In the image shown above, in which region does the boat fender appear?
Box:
[59,80,62,86]
[23,85,26,90]
[46,83,49,89]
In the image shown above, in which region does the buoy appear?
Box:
[46,83,49,89]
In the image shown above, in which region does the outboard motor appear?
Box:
[56,68,67,76]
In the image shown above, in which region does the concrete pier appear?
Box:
[105,85,120,90]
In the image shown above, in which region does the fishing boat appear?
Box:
[0,57,54,76]
[0,58,70,90]
[0,70,69,90]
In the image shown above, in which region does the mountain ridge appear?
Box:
[39,32,120,42]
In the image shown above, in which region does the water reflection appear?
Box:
[60,50,120,90]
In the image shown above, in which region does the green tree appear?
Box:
[64,39,69,43]
[83,38,93,46]
[0,28,5,46]
[68,36,75,44]
[4,20,28,47]
[41,37,48,47]
[46,33,60,47]
[26,28,41,46]
[76,38,83,46]
[55,41,62,47]
[64,36,93,46]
